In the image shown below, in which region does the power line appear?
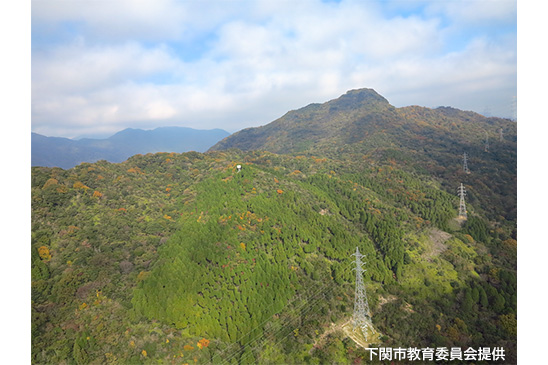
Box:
[217,261,354,364]
[220,282,336,364]
[236,284,344,364]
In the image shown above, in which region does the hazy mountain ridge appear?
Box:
[32,126,230,169]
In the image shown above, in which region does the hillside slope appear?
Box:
[32,149,516,363]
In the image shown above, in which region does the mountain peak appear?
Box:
[343,87,387,100]
[209,88,395,153]
[329,88,389,109]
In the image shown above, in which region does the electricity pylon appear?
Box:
[511,95,517,121]
[463,152,470,174]
[499,128,504,142]
[352,247,372,339]
[484,132,489,152]
[458,183,467,220]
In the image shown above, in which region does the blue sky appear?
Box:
[31,0,517,138]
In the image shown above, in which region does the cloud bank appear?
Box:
[32,0,517,138]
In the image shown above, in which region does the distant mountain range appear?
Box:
[32,127,230,169]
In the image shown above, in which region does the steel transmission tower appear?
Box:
[484,132,489,152]
[463,152,470,174]
[352,247,372,339]
[458,183,467,220]
[511,95,517,121]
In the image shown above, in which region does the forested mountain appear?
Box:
[32,127,230,169]
[211,88,517,223]
[210,88,514,156]
[31,89,516,364]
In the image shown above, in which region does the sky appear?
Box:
[31,0,517,138]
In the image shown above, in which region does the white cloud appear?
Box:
[426,0,516,25]
[32,40,182,94]
[32,0,188,41]
[31,0,517,138]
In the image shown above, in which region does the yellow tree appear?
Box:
[38,246,52,261]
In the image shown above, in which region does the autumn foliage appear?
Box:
[73,181,89,189]
[42,178,58,189]
[126,167,144,174]
[38,246,51,261]
[196,338,210,349]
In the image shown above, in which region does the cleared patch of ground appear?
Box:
[422,228,452,261]
[312,318,381,352]
[342,320,381,348]
[377,294,396,308]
